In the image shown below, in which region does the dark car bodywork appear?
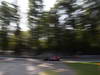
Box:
[44,56,61,61]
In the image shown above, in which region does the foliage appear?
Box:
[0,0,100,55]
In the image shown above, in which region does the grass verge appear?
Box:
[39,70,59,75]
[67,62,100,75]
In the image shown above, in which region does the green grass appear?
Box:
[39,70,59,75]
[67,62,100,75]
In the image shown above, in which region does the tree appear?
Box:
[28,0,43,54]
[0,1,19,51]
[80,0,100,54]
[50,0,81,54]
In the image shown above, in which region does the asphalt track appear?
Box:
[0,58,76,75]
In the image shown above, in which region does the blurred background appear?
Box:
[0,0,99,57]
